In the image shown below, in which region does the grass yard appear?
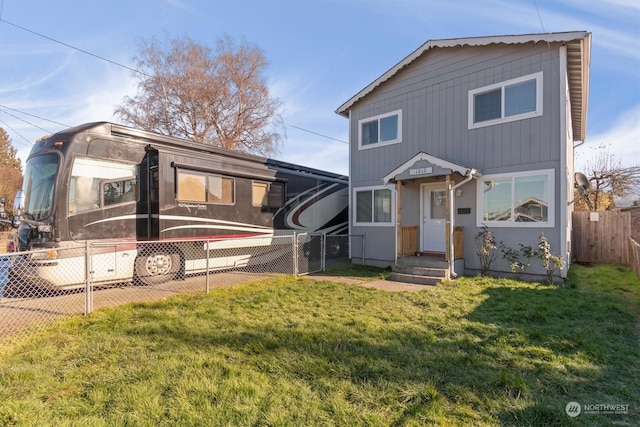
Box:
[0,264,638,426]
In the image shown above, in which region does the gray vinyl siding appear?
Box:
[349,43,562,181]
[349,225,396,267]
[349,43,566,271]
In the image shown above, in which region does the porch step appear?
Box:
[397,255,448,269]
[392,265,448,278]
[388,272,443,286]
[389,256,450,286]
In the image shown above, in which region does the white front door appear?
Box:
[421,183,447,253]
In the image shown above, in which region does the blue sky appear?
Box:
[0,0,638,176]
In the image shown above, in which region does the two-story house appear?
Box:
[336,31,591,282]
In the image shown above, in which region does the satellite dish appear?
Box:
[575,172,592,194]
[569,172,593,209]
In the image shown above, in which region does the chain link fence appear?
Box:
[0,233,359,346]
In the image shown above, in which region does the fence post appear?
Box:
[630,238,640,279]
[205,240,210,294]
[84,240,93,315]
[321,233,326,272]
[293,234,298,278]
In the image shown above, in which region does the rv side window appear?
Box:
[178,171,206,202]
[177,170,235,204]
[252,181,284,208]
[208,175,234,204]
[102,178,137,206]
[69,157,138,214]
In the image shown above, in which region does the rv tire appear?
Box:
[134,251,181,286]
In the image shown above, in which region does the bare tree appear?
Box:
[576,145,640,211]
[115,35,283,156]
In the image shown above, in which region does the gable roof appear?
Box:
[382,152,481,184]
[336,31,591,141]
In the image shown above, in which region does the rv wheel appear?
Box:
[328,240,342,258]
[134,251,181,285]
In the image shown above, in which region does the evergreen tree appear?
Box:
[0,128,24,230]
[0,127,23,173]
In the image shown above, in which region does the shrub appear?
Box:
[499,242,535,280]
[474,225,497,276]
[535,233,564,284]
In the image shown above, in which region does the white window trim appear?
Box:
[468,72,543,130]
[358,109,402,150]
[476,168,555,228]
[353,185,396,227]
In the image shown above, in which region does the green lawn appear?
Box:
[0,264,638,426]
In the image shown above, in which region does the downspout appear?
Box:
[384,181,399,265]
[449,168,477,278]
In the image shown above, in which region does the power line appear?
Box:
[0,118,36,148]
[532,0,547,34]
[0,104,69,129]
[284,122,348,144]
[0,105,64,147]
[0,17,349,147]
[0,18,149,78]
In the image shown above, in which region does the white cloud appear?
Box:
[576,104,640,169]
[279,135,349,176]
[557,0,639,15]
[1,63,137,167]
[67,70,138,125]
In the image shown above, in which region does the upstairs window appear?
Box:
[469,72,543,129]
[358,110,402,149]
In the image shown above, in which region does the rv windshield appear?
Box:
[22,153,59,221]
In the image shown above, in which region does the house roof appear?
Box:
[336,31,591,141]
[382,151,481,184]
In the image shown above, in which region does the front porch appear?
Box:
[381,151,479,285]
[390,225,464,285]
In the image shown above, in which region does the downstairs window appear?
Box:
[477,169,554,227]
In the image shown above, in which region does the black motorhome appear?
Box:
[11,122,348,289]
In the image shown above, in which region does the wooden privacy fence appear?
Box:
[630,239,640,279]
[572,210,631,266]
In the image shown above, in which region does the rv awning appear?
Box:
[382,152,481,184]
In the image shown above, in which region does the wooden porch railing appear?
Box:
[400,225,464,260]
[446,225,464,261]
[400,226,418,256]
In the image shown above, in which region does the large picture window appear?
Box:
[354,187,394,226]
[469,72,543,129]
[358,110,402,149]
[477,169,554,227]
